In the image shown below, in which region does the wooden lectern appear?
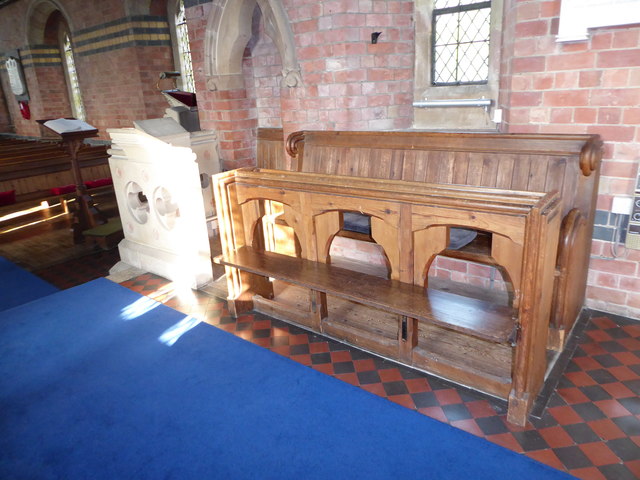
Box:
[37,118,104,243]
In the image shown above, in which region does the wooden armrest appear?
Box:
[214,246,516,344]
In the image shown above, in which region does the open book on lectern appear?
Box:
[43,118,96,134]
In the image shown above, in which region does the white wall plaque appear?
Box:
[6,57,26,96]
[557,0,640,42]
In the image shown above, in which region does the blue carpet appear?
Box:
[0,278,575,479]
[0,256,59,311]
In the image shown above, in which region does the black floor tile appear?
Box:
[512,430,549,451]
[441,403,472,422]
[580,385,612,402]
[357,370,381,385]
[310,352,332,365]
[622,378,640,395]
[612,415,640,436]
[606,437,640,462]
[571,402,606,422]
[553,446,592,470]
[617,396,640,415]
[475,416,509,436]
[290,344,310,355]
[411,391,439,409]
[592,354,623,368]
[334,361,355,375]
[598,463,637,480]
[586,369,618,384]
[563,423,600,444]
[383,381,409,396]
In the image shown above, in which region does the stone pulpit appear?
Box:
[107,118,219,288]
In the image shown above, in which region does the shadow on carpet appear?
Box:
[0,256,59,311]
[0,278,575,479]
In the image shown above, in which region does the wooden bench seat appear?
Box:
[215,245,516,344]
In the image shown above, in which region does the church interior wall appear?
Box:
[0,0,638,319]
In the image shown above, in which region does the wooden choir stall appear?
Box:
[213,167,564,426]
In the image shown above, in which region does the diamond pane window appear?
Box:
[432,0,491,86]
[63,33,86,121]
[175,0,196,93]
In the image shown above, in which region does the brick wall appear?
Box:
[0,0,638,319]
[0,75,12,132]
[0,0,174,139]
[279,0,414,140]
[502,1,640,318]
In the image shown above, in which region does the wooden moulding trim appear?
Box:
[550,208,585,330]
[257,127,284,141]
[231,167,557,215]
[284,130,602,158]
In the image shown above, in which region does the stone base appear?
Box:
[117,239,213,289]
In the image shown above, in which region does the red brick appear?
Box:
[515,19,549,37]
[601,160,639,179]
[588,125,636,143]
[623,107,640,124]
[597,108,623,124]
[532,74,554,90]
[590,88,640,107]
[554,71,579,88]
[512,56,546,73]
[547,52,596,71]
[612,28,640,48]
[510,91,543,107]
[601,68,631,87]
[597,49,640,68]
[579,70,602,88]
[543,90,589,107]
[550,108,573,124]
[586,286,628,305]
[591,31,613,50]
[571,107,596,124]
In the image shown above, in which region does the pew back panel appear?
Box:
[279,130,602,349]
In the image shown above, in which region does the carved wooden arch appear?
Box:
[415,226,521,307]
[315,210,396,280]
[204,0,302,91]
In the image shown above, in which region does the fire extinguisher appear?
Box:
[18,101,30,120]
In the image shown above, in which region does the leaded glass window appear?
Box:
[432,0,491,86]
[63,33,86,120]
[175,0,196,93]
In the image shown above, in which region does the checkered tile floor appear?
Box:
[39,262,640,480]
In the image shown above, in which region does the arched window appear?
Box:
[61,30,86,120]
[175,0,196,93]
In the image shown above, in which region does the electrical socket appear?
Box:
[612,196,633,215]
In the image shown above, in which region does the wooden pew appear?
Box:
[0,136,114,234]
[0,136,111,200]
[213,167,562,426]
[267,130,603,351]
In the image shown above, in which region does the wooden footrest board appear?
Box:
[215,246,516,344]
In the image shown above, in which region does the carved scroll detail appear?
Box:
[579,136,603,176]
[286,130,305,158]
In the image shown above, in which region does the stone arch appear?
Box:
[25,0,74,45]
[204,0,301,91]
